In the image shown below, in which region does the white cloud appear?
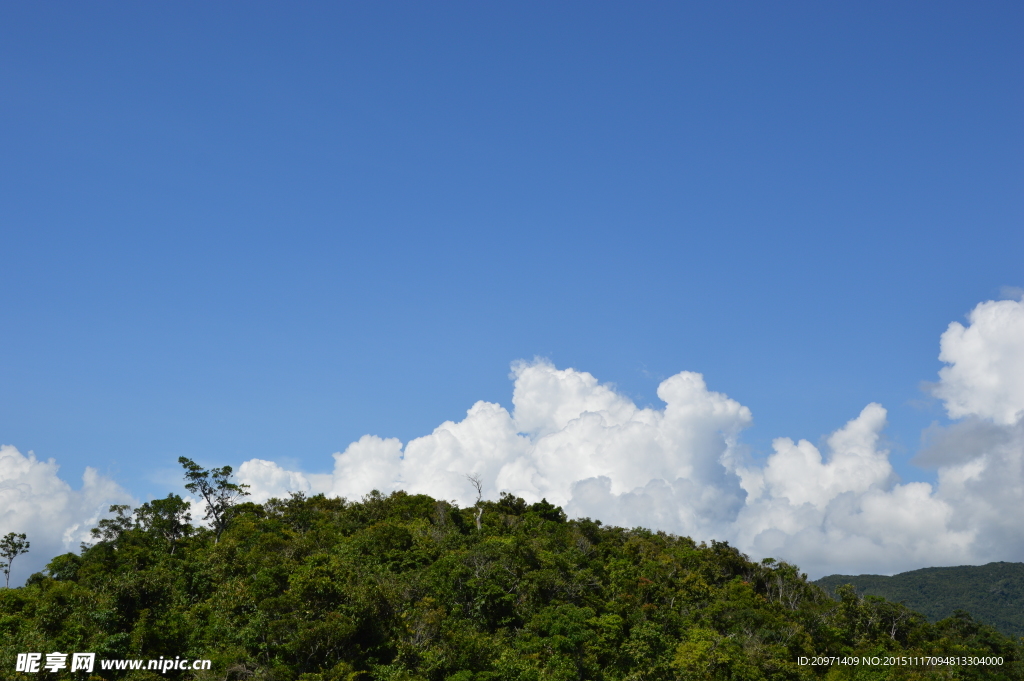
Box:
[8,297,1019,582]
[241,362,956,576]
[732,405,974,577]
[929,420,1024,562]
[0,445,134,583]
[933,296,1024,426]
[241,362,753,542]
[236,298,1024,578]
[754,403,895,509]
[236,458,314,504]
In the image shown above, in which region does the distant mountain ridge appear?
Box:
[815,562,1024,638]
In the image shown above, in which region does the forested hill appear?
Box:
[2,489,1023,680]
[815,563,1024,638]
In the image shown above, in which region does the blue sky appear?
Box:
[2,3,1022,577]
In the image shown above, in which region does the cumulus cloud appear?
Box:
[235,296,1024,578]
[732,405,973,577]
[915,295,1024,567]
[742,297,1024,576]
[273,364,753,545]
[932,296,1024,426]
[0,445,134,582]
[3,297,1015,580]
[236,458,333,504]
[235,366,945,577]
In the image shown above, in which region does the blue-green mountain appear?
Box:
[816,563,1024,639]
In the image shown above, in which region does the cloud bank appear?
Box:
[239,297,1024,578]
[3,296,1021,581]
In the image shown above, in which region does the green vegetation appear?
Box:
[816,563,1024,638]
[178,456,250,543]
[1,463,1021,680]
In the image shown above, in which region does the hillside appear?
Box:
[2,488,1022,680]
[816,563,1024,638]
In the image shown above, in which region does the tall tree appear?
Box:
[135,493,194,554]
[0,532,29,588]
[466,473,484,531]
[179,457,250,542]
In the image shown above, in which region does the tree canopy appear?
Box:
[816,563,1024,638]
[1,490,1020,680]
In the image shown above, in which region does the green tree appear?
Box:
[2,490,1021,680]
[90,504,136,544]
[134,493,193,554]
[0,532,29,587]
[178,456,250,542]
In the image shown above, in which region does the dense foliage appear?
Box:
[2,490,1022,681]
[816,563,1024,638]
